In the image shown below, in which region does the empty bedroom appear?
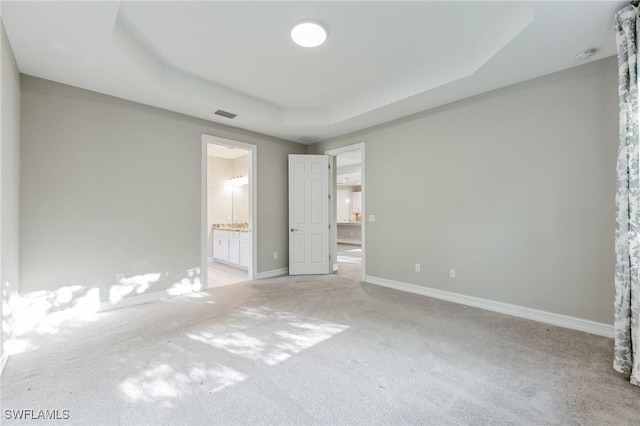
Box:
[1,1,640,425]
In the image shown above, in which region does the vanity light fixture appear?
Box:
[228,175,249,186]
[291,22,327,48]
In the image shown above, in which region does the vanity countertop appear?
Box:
[212,227,251,232]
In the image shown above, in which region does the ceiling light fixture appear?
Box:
[291,22,327,48]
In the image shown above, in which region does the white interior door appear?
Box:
[289,154,330,275]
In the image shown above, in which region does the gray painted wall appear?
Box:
[311,57,618,324]
[1,21,21,361]
[20,76,305,303]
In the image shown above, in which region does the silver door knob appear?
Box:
[290,228,298,232]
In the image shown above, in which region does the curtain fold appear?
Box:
[615,4,640,386]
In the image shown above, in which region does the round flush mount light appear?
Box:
[291,22,327,48]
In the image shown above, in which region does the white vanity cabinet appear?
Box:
[213,229,250,270]
[228,232,240,264]
[213,230,229,262]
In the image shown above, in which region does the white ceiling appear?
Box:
[1,1,624,144]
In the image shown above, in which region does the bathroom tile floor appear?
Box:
[208,261,248,288]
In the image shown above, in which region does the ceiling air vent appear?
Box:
[298,135,321,144]
[214,109,237,119]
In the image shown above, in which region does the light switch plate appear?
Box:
[369,215,376,222]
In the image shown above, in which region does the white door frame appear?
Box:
[325,142,366,281]
[201,134,257,288]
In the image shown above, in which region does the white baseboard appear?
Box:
[365,275,614,338]
[256,268,289,279]
[207,256,214,262]
[99,290,169,313]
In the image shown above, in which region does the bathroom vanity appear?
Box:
[213,228,250,270]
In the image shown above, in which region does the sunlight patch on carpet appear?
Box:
[187,306,349,366]
[119,362,247,407]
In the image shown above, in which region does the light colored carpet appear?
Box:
[2,274,639,425]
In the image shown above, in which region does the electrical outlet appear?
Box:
[273,251,278,260]
[116,273,125,284]
[449,269,456,278]
[415,263,421,273]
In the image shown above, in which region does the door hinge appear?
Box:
[329,224,331,229]
[328,193,331,200]
[328,163,331,169]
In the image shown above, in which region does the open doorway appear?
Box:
[201,135,257,288]
[326,143,365,281]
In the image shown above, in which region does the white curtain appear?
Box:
[614,4,640,386]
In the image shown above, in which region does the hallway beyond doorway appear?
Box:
[326,142,366,281]
[337,243,361,281]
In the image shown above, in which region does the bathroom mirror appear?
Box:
[230,179,249,224]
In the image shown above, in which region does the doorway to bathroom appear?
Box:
[201,135,257,288]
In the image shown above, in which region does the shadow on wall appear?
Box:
[108,267,202,305]
[3,267,203,358]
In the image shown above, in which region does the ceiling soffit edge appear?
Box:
[112,4,534,128]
